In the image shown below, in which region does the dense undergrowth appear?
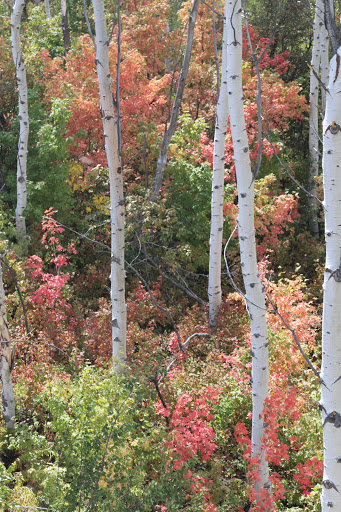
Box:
[0,0,326,509]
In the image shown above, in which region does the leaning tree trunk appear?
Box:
[226,0,270,502]
[11,0,29,241]
[320,46,341,511]
[0,264,15,430]
[208,4,228,329]
[308,0,324,239]
[61,0,71,56]
[148,0,200,202]
[92,0,126,371]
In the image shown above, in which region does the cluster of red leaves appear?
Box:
[155,386,221,469]
[224,174,300,260]
[242,25,291,76]
[156,386,221,512]
[293,457,323,496]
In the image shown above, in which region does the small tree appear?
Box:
[320,2,341,509]
[226,0,270,503]
[91,0,126,371]
[11,0,29,240]
[208,2,228,329]
[0,262,15,430]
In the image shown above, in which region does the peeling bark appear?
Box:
[92,0,126,371]
[226,0,270,499]
[208,4,228,329]
[11,0,29,240]
[0,264,15,430]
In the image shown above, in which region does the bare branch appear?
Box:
[82,0,96,50]
[148,0,200,201]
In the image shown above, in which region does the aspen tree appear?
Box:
[226,0,270,499]
[11,0,29,240]
[308,0,324,239]
[320,17,329,112]
[0,263,15,430]
[91,0,126,371]
[320,2,341,508]
[208,4,228,329]
[44,0,51,18]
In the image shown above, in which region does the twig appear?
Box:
[266,294,321,381]
[263,126,325,209]
[0,255,29,335]
[82,0,96,50]
[151,376,170,426]
[200,0,225,18]
[159,332,210,384]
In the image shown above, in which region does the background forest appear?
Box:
[0,0,328,510]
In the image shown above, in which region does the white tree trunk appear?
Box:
[11,0,29,240]
[208,4,228,329]
[44,0,51,18]
[226,0,270,499]
[320,21,329,113]
[321,47,341,511]
[308,0,323,239]
[0,264,15,430]
[92,0,126,371]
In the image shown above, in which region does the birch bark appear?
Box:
[320,20,329,113]
[11,0,29,240]
[92,0,126,371]
[208,5,228,329]
[44,0,51,18]
[320,47,341,511]
[308,0,323,239]
[0,263,15,430]
[226,0,270,498]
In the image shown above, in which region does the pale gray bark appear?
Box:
[11,0,29,241]
[92,0,126,371]
[226,0,270,499]
[44,0,51,18]
[320,20,329,112]
[308,0,324,239]
[0,264,15,430]
[61,0,71,56]
[208,5,228,329]
[148,0,200,202]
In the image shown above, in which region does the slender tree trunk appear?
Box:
[92,0,126,371]
[61,0,71,56]
[308,0,324,239]
[226,0,270,501]
[320,47,341,511]
[0,264,15,430]
[11,0,29,241]
[44,0,51,18]
[208,5,228,329]
[148,0,200,202]
[320,20,329,113]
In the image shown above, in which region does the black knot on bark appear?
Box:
[323,480,339,492]
[323,411,341,428]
